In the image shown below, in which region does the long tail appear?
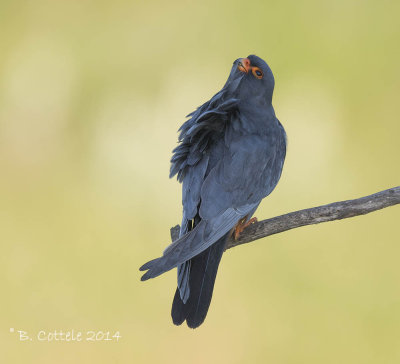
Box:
[171,234,227,328]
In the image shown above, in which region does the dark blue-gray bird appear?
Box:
[140,55,286,328]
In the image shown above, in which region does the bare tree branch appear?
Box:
[170,186,400,250]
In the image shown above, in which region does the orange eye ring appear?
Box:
[252,67,263,79]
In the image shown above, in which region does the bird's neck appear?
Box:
[233,102,277,135]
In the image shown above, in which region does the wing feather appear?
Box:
[139,202,259,280]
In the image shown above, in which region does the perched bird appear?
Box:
[140,55,287,328]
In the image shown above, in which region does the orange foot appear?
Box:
[234,216,258,240]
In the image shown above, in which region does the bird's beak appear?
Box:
[238,58,251,74]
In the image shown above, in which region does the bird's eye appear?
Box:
[252,67,263,79]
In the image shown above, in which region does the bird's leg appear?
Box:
[234,216,258,240]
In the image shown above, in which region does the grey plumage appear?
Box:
[140,55,287,328]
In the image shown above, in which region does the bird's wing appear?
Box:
[140,132,277,281]
[169,94,239,235]
[139,202,258,280]
[199,133,279,219]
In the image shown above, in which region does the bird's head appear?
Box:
[224,55,275,104]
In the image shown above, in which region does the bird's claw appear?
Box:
[234,217,258,240]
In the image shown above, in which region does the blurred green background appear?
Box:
[1,0,399,363]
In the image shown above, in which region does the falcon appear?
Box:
[140,55,287,328]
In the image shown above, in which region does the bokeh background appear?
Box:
[1,0,399,363]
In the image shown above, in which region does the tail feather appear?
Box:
[171,234,227,328]
[177,260,191,303]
